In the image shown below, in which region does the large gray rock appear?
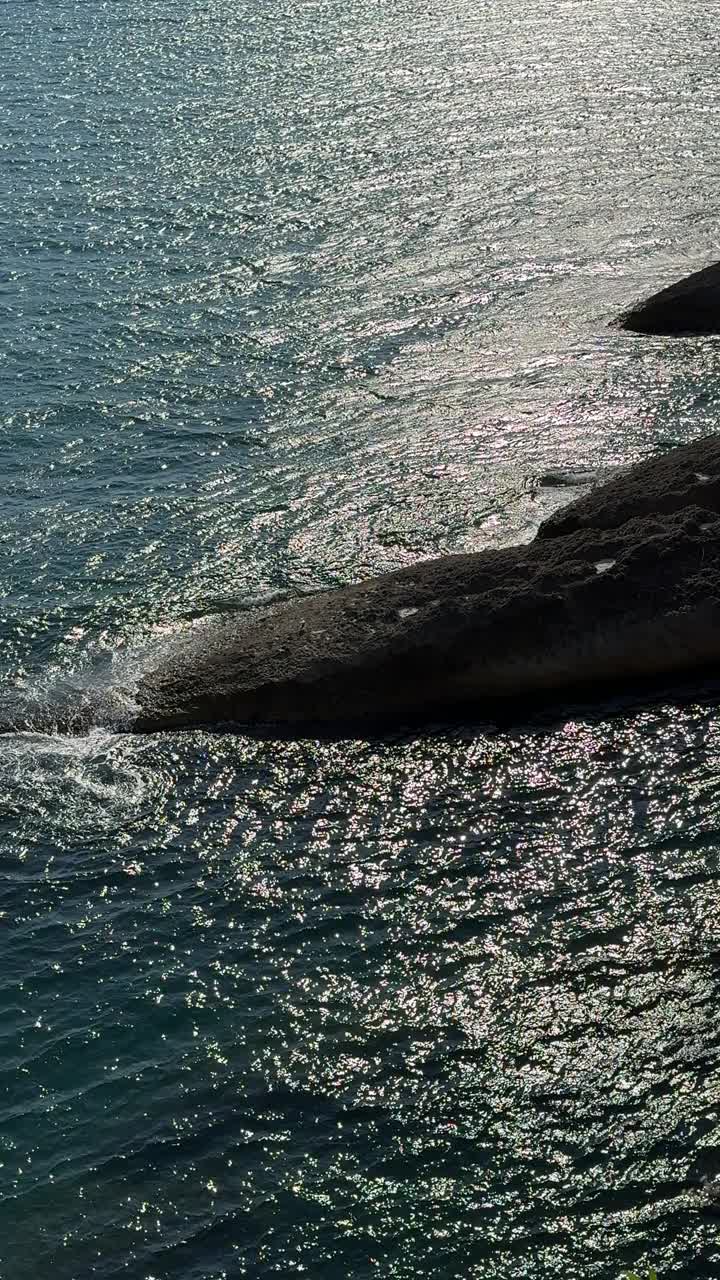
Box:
[618,260,720,335]
[538,435,720,539]
[132,504,720,732]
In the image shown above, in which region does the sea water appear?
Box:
[2,1,720,1276]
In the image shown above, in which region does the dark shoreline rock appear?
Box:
[4,436,719,737]
[132,493,720,733]
[618,259,720,335]
[538,435,720,539]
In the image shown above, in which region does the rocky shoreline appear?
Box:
[618,258,720,335]
[131,435,720,733]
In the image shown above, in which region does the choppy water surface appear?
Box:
[3,0,720,1275]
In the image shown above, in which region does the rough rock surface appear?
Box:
[618,260,720,335]
[132,505,720,732]
[538,435,720,539]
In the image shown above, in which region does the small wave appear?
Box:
[537,467,607,489]
[0,629,197,837]
[1,727,163,838]
[0,620,195,737]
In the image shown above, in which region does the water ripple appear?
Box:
[4,0,720,1277]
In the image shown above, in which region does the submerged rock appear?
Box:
[618,259,720,335]
[537,435,720,539]
[132,503,720,732]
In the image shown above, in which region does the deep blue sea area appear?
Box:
[4,2,720,1276]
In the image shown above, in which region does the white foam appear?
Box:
[1,724,169,839]
[1,617,197,738]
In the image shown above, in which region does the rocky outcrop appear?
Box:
[618,260,720,335]
[132,501,720,732]
[538,435,720,539]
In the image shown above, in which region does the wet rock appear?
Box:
[618,259,720,335]
[537,435,720,540]
[132,505,720,732]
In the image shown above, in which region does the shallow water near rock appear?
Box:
[3,1,720,1276]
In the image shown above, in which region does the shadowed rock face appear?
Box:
[618,260,720,335]
[133,500,720,733]
[538,435,720,539]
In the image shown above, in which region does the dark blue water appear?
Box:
[3,1,720,1276]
